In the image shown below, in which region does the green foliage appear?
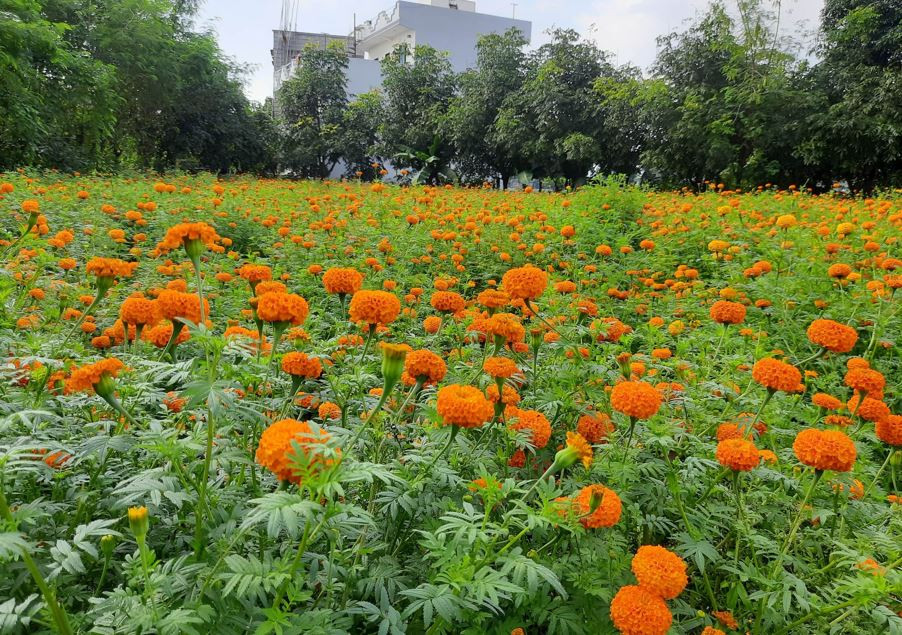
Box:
[0,0,277,174]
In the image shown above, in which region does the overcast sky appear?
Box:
[196,0,824,104]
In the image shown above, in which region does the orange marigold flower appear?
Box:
[323,267,364,295]
[844,367,885,395]
[812,392,842,411]
[709,300,746,325]
[349,290,401,327]
[577,412,614,444]
[255,281,288,296]
[485,312,525,344]
[256,292,309,326]
[85,257,138,280]
[477,288,510,309]
[716,438,760,471]
[430,291,465,313]
[158,222,219,254]
[237,264,272,285]
[281,352,322,379]
[436,385,493,428]
[847,394,889,422]
[558,431,593,469]
[255,418,330,484]
[793,428,856,472]
[486,382,520,406]
[876,414,902,446]
[510,409,552,448]
[483,356,519,379]
[828,263,852,278]
[575,484,622,528]
[501,265,548,301]
[610,381,662,420]
[156,289,208,324]
[752,357,802,393]
[610,585,671,635]
[631,545,688,600]
[423,315,442,334]
[65,358,125,394]
[318,402,341,420]
[712,610,738,630]
[120,297,158,327]
[403,349,447,386]
[806,319,858,353]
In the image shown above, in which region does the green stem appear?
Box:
[193,408,216,557]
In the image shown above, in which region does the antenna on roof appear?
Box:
[511,2,518,19]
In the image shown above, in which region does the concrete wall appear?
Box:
[396,1,531,72]
[347,58,383,97]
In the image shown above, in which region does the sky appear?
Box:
[195,0,825,104]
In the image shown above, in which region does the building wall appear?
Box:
[395,1,531,72]
[346,58,383,97]
[363,28,415,61]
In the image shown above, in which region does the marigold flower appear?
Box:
[630,545,687,600]
[793,428,856,472]
[701,628,726,635]
[477,289,509,310]
[430,291,465,313]
[323,267,363,296]
[712,610,738,630]
[485,312,525,344]
[436,385,493,428]
[402,349,447,386]
[847,394,889,422]
[256,292,309,326]
[423,315,442,334]
[577,412,614,443]
[812,392,842,411]
[483,356,519,379]
[65,358,125,394]
[255,418,331,484]
[806,319,858,353]
[85,257,138,280]
[349,290,401,327]
[281,352,322,379]
[716,438,759,471]
[156,289,208,324]
[510,409,552,448]
[158,222,219,256]
[574,484,622,528]
[844,367,885,395]
[501,265,548,301]
[553,431,593,469]
[486,382,520,406]
[610,585,671,635]
[752,357,802,393]
[876,414,902,446]
[709,300,746,325]
[237,264,272,286]
[318,402,341,420]
[120,297,158,327]
[610,381,662,420]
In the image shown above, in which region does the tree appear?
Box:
[339,91,385,180]
[494,29,621,188]
[380,44,457,178]
[446,29,528,187]
[2,0,277,174]
[0,0,118,171]
[640,1,815,189]
[278,42,349,178]
[800,0,902,190]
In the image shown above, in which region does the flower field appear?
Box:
[0,173,900,635]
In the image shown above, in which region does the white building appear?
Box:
[272,0,532,99]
